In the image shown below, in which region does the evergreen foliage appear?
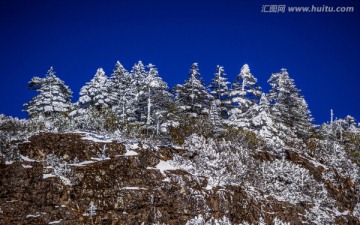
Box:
[208,65,230,119]
[228,64,261,124]
[79,68,113,110]
[17,62,358,158]
[173,63,212,118]
[267,68,313,140]
[109,61,133,123]
[2,60,359,224]
[24,67,73,118]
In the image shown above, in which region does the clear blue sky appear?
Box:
[0,0,359,124]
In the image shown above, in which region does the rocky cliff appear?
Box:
[0,133,359,224]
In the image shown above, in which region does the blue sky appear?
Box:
[0,0,359,124]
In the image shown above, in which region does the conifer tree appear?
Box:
[228,64,261,125]
[345,115,358,132]
[249,94,284,148]
[130,61,147,122]
[109,61,134,123]
[267,68,313,140]
[208,65,230,119]
[209,101,222,127]
[173,63,211,117]
[138,64,172,133]
[79,68,113,110]
[24,67,73,118]
[131,60,146,83]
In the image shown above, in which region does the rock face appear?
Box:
[0,133,359,224]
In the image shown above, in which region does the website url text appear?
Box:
[261,5,355,13]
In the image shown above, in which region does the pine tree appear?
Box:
[79,68,113,110]
[130,61,147,122]
[108,61,135,123]
[345,115,358,132]
[173,63,211,117]
[249,94,285,148]
[131,60,146,84]
[267,68,313,140]
[208,65,230,119]
[228,64,261,125]
[138,64,172,133]
[209,101,222,128]
[24,67,73,118]
[239,93,268,129]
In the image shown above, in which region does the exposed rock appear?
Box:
[286,150,359,212]
[1,133,359,224]
[18,133,126,162]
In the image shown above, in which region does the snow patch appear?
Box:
[308,158,328,170]
[69,161,95,167]
[21,155,39,162]
[81,133,112,143]
[43,174,56,179]
[26,214,41,218]
[122,187,147,190]
[128,143,139,150]
[49,219,62,224]
[5,161,14,165]
[335,209,349,216]
[116,149,139,157]
[22,164,33,168]
[155,160,175,174]
[91,157,111,161]
[58,175,72,186]
[124,150,138,156]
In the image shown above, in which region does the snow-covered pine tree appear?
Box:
[72,68,120,131]
[130,61,147,122]
[228,64,261,126]
[208,65,230,119]
[173,63,212,118]
[259,93,270,113]
[329,114,359,138]
[267,68,313,140]
[138,64,172,134]
[293,97,314,139]
[131,60,146,84]
[248,93,287,149]
[209,101,222,128]
[79,68,113,110]
[344,115,359,133]
[24,67,73,118]
[108,61,135,123]
[345,115,356,129]
[320,109,342,144]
